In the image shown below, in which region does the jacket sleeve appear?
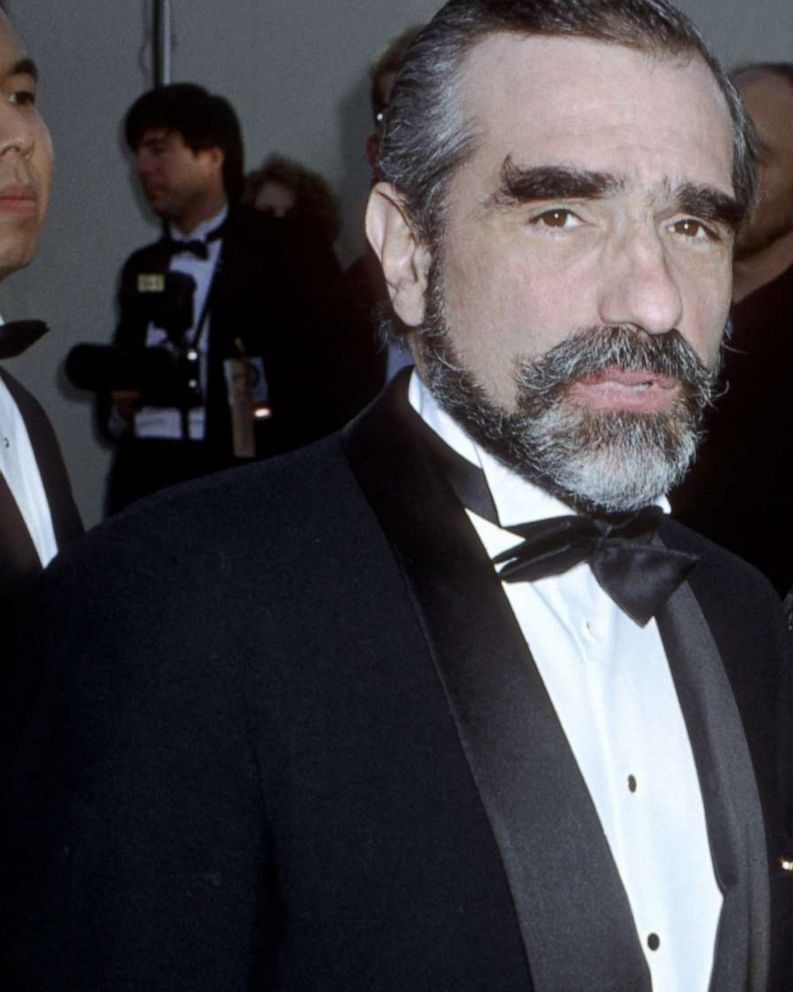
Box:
[0,522,275,989]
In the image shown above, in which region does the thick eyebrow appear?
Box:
[9,57,38,82]
[674,182,744,231]
[488,156,745,231]
[487,157,624,207]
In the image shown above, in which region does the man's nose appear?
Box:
[0,109,35,164]
[597,226,684,335]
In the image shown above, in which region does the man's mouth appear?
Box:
[569,366,679,413]
[0,183,38,216]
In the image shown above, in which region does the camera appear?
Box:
[66,270,203,408]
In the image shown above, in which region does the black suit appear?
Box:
[0,367,82,602]
[2,376,791,990]
[671,262,793,594]
[106,205,341,512]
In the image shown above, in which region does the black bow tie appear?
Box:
[161,220,226,260]
[163,238,210,259]
[413,414,699,626]
[0,320,49,359]
[494,507,699,626]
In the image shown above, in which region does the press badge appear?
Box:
[224,356,268,459]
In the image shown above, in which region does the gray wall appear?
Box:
[2,0,792,527]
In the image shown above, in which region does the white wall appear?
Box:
[2,0,792,526]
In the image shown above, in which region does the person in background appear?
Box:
[672,62,793,594]
[0,8,80,604]
[104,84,331,513]
[244,152,378,431]
[244,154,341,241]
[243,152,342,320]
[365,25,424,171]
[3,2,792,990]
[333,24,425,402]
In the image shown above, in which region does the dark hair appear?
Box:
[369,25,425,126]
[731,61,793,91]
[125,83,244,202]
[377,0,756,244]
[242,154,341,244]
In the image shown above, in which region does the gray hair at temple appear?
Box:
[376,0,757,246]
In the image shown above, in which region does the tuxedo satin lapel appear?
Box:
[199,235,235,455]
[342,378,650,992]
[0,471,40,598]
[0,370,82,548]
[201,211,266,443]
[655,573,770,992]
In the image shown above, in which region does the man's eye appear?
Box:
[9,89,36,108]
[531,208,581,230]
[670,218,717,242]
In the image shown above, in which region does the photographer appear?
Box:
[102,83,327,514]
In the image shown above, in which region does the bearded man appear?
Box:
[2,2,792,990]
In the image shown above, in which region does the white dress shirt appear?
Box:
[409,371,722,992]
[0,325,58,566]
[133,205,228,442]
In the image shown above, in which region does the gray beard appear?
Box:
[414,264,720,514]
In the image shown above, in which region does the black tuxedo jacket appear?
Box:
[672,262,793,595]
[107,205,343,510]
[2,377,791,990]
[0,367,82,600]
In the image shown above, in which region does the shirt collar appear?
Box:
[168,204,229,244]
[407,369,669,529]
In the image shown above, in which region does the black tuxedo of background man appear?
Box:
[672,263,793,595]
[105,204,343,512]
[0,8,82,596]
[0,368,81,605]
[2,376,792,991]
[671,65,793,597]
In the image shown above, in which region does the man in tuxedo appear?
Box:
[104,84,335,513]
[0,9,81,599]
[3,1,792,990]
[672,63,793,594]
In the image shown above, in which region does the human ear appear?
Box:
[365,182,430,327]
[198,145,225,176]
